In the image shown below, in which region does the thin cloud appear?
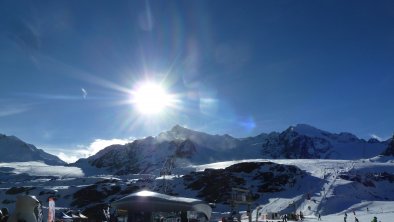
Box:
[84,138,134,156]
[0,103,32,117]
[0,162,84,178]
[57,152,80,164]
[45,138,134,163]
[15,92,84,100]
[13,91,107,101]
[81,88,87,99]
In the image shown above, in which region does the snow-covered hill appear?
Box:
[72,124,389,175]
[0,134,65,165]
[0,157,393,221]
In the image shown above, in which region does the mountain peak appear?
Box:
[289,124,327,137]
[170,124,190,132]
[157,125,196,141]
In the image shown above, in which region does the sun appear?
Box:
[131,82,174,115]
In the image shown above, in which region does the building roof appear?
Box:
[111,190,211,219]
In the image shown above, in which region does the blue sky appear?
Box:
[1,0,393,162]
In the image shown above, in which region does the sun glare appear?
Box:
[131,82,173,115]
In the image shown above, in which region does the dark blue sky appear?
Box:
[1,0,393,160]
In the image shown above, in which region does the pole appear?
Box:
[248,204,251,222]
[255,207,261,222]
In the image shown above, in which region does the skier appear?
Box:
[318,213,321,221]
[371,216,377,222]
[344,213,347,222]
[355,217,359,222]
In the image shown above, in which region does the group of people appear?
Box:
[280,214,288,222]
[299,211,304,220]
[345,212,360,222]
[344,211,379,222]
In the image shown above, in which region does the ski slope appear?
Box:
[191,157,394,221]
[0,157,392,222]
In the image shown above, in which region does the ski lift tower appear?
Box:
[229,188,253,222]
[157,155,176,193]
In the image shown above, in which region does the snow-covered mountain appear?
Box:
[72,124,388,176]
[381,135,394,156]
[71,136,199,175]
[0,134,65,165]
[261,124,388,159]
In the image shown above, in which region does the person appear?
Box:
[344,213,347,222]
[103,205,110,222]
[318,213,321,221]
[371,216,377,222]
[355,217,359,222]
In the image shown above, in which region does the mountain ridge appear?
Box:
[71,124,389,175]
[0,134,66,165]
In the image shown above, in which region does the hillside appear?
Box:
[0,134,65,165]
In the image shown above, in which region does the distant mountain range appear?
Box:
[0,134,65,165]
[0,127,393,219]
[71,124,390,175]
[0,125,391,175]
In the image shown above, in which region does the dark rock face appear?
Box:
[182,162,303,204]
[75,137,199,175]
[339,172,394,188]
[381,135,394,156]
[174,139,197,158]
[90,144,141,175]
[282,135,331,159]
[261,129,333,159]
